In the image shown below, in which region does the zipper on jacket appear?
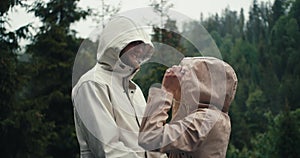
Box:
[122,77,141,127]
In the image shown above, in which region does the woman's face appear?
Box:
[119,41,150,69]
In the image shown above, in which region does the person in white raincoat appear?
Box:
[138,57,238,158]
[72,16,166,158]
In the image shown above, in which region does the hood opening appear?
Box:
[178,57,238,114]
[96,16,154,74]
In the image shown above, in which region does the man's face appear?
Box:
[119,41,150,69]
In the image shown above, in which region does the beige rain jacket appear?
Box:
[139,57,238,158]
[72,16,165,158]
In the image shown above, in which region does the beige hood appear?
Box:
[175,57,237,116]
[97,16,153,73]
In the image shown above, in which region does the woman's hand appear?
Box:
[162,65,186,101]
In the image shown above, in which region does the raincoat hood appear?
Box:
[179,57,237,113]
[97,16,153,74]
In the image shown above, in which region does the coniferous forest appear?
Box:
[1,0,299,157]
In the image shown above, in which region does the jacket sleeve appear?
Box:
[73,81,143,158]
[138,88,218,153]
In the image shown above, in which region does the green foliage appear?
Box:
[269,15,300,110]
[201,0,300,157]
[24,1,90,156]
[26,24,81,157]
[245,88,268,133]
[228,108,300,157]
[0,0,24,16]
[135,19,184,97]
[0,0,88,157]
[276,107,300,157]
[246,108,300,158]
[0,2,48,157]
[30,0,89,29]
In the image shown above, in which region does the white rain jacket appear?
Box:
[139,57,238,158]
[72,16,165,158]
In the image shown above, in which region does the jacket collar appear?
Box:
[97,61,138,79]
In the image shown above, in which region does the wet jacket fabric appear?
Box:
[72,16,164,158]
[138,57,238,158]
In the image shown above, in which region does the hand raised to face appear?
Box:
[162,65,186,101]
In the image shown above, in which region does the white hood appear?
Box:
[97,16,153,72]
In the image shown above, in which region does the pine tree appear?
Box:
[0,1,46,157]
[25,0,88,157]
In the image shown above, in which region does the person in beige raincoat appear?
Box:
[72,16,166,158]
[138,57,238,158]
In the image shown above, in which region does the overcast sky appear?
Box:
[8,0,274,38]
